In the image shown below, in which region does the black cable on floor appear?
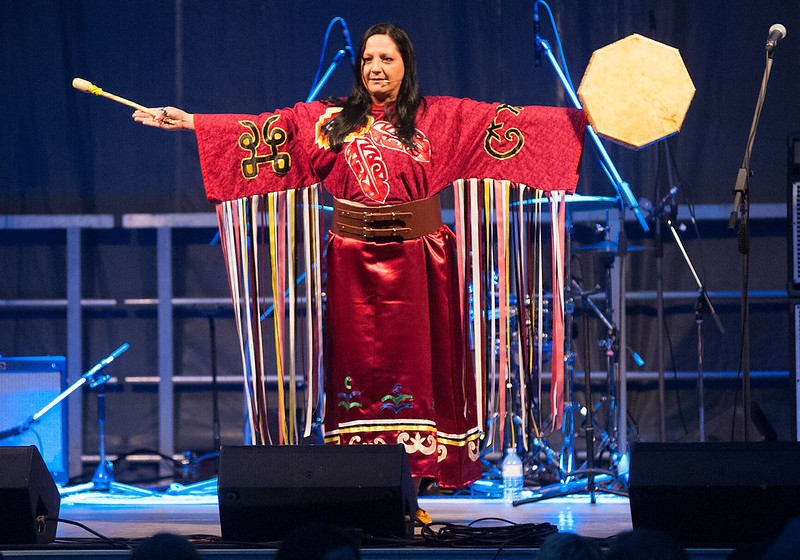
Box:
[50,517,134,551]
[420,517,558,549]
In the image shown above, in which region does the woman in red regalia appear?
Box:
[134,23,585,502]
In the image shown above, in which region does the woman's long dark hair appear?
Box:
[323,23,424,152]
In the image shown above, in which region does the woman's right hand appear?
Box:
[132,106,195,131]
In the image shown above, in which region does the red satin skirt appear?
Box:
[322,224,482,488]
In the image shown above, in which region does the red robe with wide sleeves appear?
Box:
[195,97,585,487]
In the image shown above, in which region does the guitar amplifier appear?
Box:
[0,356,68,484]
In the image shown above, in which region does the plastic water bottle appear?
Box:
[502,447,523,503]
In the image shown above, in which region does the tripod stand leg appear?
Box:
[60,382,156,496]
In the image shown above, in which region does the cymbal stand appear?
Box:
[655,180,667,442]
[574,276,619,460]
[559,210,578,477]
[600,249,619,453]
[534,10,649,466]
[168,311,225,496]
[577,282,621,503]
[518,294,562,485]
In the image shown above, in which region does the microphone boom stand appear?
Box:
[0,344,129,443]
[306,49,349,103]
[536,34,648,467]
[58,345,156,497]
[728,40,780,440]
[661,205,726,441]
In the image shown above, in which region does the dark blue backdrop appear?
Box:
[2,0,799,215]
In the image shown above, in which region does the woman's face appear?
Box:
[361,34,405,105]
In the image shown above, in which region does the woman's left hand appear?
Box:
[132,106,194,131]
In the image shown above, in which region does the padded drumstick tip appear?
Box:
[72,77,94,92]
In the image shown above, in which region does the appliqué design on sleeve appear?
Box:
[238,116,291,179]
[484,104,525,160]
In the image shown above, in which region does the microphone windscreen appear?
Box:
[769,23,787,39]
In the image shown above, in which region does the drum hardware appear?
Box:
[478,189,643,488]
[515,282,630,505]
[516,194,618,212]
[573,240,652,253]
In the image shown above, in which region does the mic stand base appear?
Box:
[513,470,628,506]
[166,477,219,496]
[60,382,155,498]
[60,457,155,497]
[60,480,156,498]
[516,290,629,506]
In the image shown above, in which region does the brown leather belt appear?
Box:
[331,196,443,241]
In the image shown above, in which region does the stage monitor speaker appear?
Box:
[218,444,416,543]
[629,442,800,547]
[0,356,68,484]
[0,445,61,544]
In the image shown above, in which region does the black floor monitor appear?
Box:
[218,444,417,543]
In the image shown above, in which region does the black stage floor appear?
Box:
[0,485,737,560]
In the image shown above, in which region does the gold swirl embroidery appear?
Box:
[468,440,480,462]
[346,435,387,445]
[483,104,525,160]
[238,116,290,178]
[397,432,438,455]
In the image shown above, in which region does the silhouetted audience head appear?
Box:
[727,542,770,560]
[763,516,800,560]
[606,529,689,560]
[276,523,360,560]
[130,533,202,560]
[537,532,603,560]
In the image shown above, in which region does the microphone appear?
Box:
[342,22,356,65]
[766,23,786,53]
[534,3,542,67]
[645,186,678,221]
